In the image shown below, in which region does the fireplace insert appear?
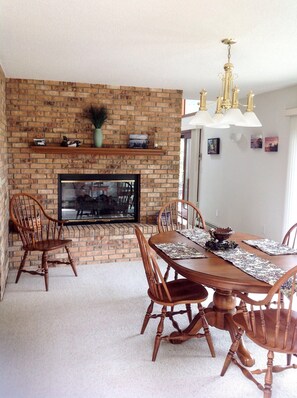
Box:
[58,174,140,224]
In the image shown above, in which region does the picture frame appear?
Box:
[33,138,46,146]
[265,136,278,152]
[207,138,220,155]
[250,135,263,149]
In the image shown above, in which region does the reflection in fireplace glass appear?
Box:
[58,174,139,224]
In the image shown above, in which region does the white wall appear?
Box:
[191,85,297,241]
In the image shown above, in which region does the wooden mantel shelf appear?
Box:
[30,145,166,156]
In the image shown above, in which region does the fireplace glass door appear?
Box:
[58,174,139,224]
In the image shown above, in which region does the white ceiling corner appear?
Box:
[1,0,297,100]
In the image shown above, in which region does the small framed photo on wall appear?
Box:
[207,138,220,155]
[265,136,278,152]
[250,135,263,149]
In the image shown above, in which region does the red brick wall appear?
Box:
[6,79,182,268]
[0,66,9,298]
[6,79,182,222]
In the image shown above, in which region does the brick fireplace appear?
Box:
[6,78,182,268]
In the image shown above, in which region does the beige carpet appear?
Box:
[0,260,296,398]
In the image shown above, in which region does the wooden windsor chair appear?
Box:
[282,221,297,365]
[220,265,297,398]
[157,199,206,281]
[10,193,78,291]
[282,222,297,249]
[157,199,206,233]
[135,226,215,361]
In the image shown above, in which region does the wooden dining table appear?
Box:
[149,230,297,367]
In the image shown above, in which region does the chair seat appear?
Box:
[24,239,73,252]
[148,278,208,306]
[233,309,297,353]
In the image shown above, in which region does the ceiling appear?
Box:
[1,0,297,100]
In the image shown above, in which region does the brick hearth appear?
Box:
[9,223,158,269]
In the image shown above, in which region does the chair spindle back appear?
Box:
[135,226,172,302]
[10,193,62,248]
[158,199,205,233]
[282,222,297,249]
[236,265,297,352]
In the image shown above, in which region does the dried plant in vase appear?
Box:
[84,105,108,147]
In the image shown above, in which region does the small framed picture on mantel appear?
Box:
[207,138,220,155]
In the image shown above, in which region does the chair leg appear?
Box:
[15,250,28,283]
[152,305,166,362]
[221,329,243,376]
[65,246,78,276]
[263,351,274,398]
[163,264,171,282]
[168,306,182,333]
[287,354,292,366]
[141,300,154,334]
[42,251,49,291]
[198,303,215,357]
[186,303,192,322]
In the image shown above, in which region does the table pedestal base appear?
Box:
[170,289,255,367]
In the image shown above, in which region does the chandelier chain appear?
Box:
[227,43,231,63]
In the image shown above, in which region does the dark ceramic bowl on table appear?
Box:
[210,227,234,242]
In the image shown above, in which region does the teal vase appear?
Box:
[94,128,103,147]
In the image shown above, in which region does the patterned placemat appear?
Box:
[178,228,294,295]
[155,242,206,260]
[243,239,297,255]
[178,228,209,246]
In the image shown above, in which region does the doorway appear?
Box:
[179,130,191,201]
[179,128,202,206]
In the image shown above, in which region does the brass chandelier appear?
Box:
[190,38,262,128]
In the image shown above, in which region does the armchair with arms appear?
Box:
[10,193,77,291]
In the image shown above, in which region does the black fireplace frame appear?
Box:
[58,174,140,225]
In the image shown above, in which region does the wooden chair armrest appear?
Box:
[43,213,64,225]
[42,213,66,237]
[234,291,271,307]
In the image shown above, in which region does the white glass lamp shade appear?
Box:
[207,112,230,129]
[189,110,214,127]
[221,108,247,126]
[239,111,262,127]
